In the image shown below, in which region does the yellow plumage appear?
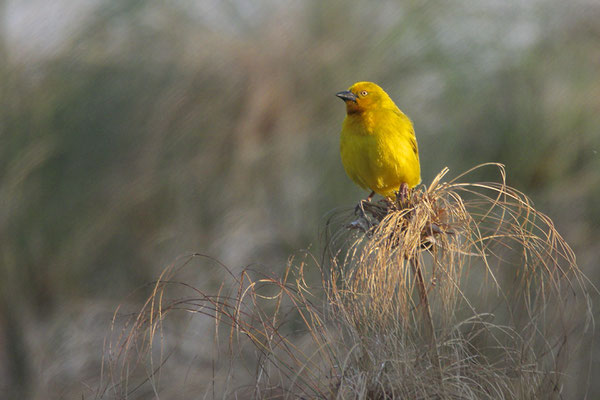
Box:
[337,81,421,198]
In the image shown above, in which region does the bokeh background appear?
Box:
[1,0,599,398]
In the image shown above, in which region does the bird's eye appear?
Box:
[360,90,368,96]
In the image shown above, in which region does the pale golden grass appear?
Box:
[98,163,593,399]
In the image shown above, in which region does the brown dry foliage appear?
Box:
[98,164,593,399]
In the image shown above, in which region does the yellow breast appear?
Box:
[340,109,421,197]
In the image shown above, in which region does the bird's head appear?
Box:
[336,81,394,114]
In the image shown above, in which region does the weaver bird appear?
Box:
[336,81,421,201]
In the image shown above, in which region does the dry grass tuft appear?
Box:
[98,163,593,399]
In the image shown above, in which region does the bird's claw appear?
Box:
[396,183,409,206]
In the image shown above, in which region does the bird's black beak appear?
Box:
[336,90,357,103]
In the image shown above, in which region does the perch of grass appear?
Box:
[99,163,593,399]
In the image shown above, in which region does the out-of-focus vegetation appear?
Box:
[0,0,598,398]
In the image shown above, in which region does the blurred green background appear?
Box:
[1,0,599,398]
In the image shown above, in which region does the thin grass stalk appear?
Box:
[410,256,443,385]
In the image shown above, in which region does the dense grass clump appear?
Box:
[98,164,592,399]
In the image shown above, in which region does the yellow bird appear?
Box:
[336,81,421,200]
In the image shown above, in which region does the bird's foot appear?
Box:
[396,183,409,207]
[366,190,375,202]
